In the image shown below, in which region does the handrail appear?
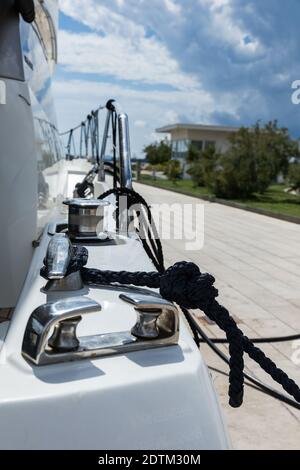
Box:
[118,113,133,189]
[61,99,134,190]
[98,107,112,182]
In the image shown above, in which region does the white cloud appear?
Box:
[60,0,143,37]
[57,0,216,155]
[164,0,181,15]
[58,29,199,90]
[55,0,247,154]
[115,0,125,8]
[198,0,265,58]
[55,0,299,157]
[58,0,200,91]
[134,120,146,128]
[164,110,180,123]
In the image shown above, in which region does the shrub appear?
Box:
[187,145,220,188]
[143,141,171,166]
[288,163,300,192]
[167,159,182,183]
[207,122,299,199]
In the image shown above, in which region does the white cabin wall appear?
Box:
[0,78,37,308]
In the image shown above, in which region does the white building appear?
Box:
[156,122,239,158]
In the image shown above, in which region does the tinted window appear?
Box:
[0,12,24,81]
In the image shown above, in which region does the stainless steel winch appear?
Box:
[63,198,110,241]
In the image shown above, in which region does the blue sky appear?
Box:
[53,0,300,156]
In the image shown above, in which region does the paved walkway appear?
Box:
[135,182,300,450]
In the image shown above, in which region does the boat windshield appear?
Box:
[0,11,24,81]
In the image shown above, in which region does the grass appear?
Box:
[139,174,212,197]
[231,185,300,218]
[138,175,300,219]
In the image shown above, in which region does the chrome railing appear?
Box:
[99,101,133,189]
[118,113,133,189]
[98,106,112,182]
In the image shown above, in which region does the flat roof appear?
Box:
[156,123,240,134]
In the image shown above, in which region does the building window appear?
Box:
[172,139,189,159]
[191,140,203,151]
[204,141,216,150]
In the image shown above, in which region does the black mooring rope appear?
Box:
[54,246,300,408]
[99,187,165,273]
[80,262,245,407]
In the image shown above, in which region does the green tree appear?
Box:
[288,163,300,192]
[187,160,204,186]
[187,144,220,187]
[263,121,298,179]
[213,126,261,198]
[186,143,203,186]
[207,122,299,199]
[186,143,201,163]
[167,159,182,183]
[143,141,172,166]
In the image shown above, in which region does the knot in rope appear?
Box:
[160,262,218,310]
[67,246,89,275]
